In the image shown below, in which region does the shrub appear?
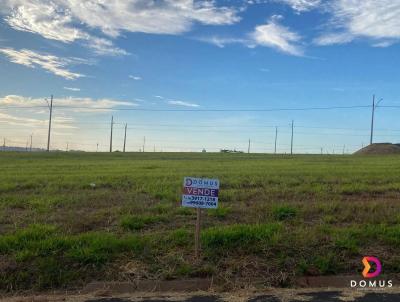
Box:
[272,205,297,221]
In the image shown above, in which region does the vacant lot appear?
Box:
[1,152,400,291]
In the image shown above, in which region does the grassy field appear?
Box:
[1,152,400,291]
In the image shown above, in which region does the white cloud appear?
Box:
[88,37,129,56]
[2,0,240,55]
[314,32,354,46]
[167,100,200,107]
[0,95,138,113]
[0,48,86,79]
[197,15,303,56]
[277,0,321,12]
[129,75,142,80]
[64,87,80,92]
[315,0,400,46]
[250,15,303,55]
[196,36,247,48]
[372,41,396,48]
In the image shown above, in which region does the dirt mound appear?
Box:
[354,143,400,155]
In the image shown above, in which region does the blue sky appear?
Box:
[0,0,400,153]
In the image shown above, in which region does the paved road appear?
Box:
[83,291,400,302]
[5,290,400,302]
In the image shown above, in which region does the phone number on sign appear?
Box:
[183,195,217,207]
[185,200,217,207]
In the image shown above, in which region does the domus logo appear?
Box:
[362,256,381,278]
[350,257,393,289]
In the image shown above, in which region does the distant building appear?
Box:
[220,149,244,153]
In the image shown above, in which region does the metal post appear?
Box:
[123,123,127,152]
[290,120,294,155]
[370,95,375,145]
[109,116,114,153]
[46,95,53,152]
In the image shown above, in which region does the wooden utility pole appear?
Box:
[66,142,69,152]
[109,116,114,153]
[290,120,294,155]
[274,126,278,154]
[96,143,99,152]
[46,95,53,152]
[248,139,251,154]
[123,123,127,152]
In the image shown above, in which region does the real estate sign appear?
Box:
[182,177,219,209]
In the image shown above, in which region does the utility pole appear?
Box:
[46,95,53,152]
[30,134,32,152]
[290,120,294,155]
[123,123,127,153]
[370,94,383,145]
[109,116,114,153]
[274,126,278,154]
[66,142,69,152]
[143,136,146,152]
[321,147,323,155]
[370,95,375,145]
[2,138,5,151]
[248,139,251,154]
[342,145,345,155]
[96,143,99,152]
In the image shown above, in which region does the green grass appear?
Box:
[1,152,400,291]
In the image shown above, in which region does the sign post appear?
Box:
[195,208,201,259]
[182,177,219,259]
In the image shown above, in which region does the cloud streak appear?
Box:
[0,48,86,79]
[167,100,200,108]
[0,95,138,112]
[199,15,303,56]
[250,15,303,55]
[315,0,400,47]
[276,0,321,12]
[64,87,81,92]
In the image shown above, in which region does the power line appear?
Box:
[0,104,372,112]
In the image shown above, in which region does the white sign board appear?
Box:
[182,177,219,209]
